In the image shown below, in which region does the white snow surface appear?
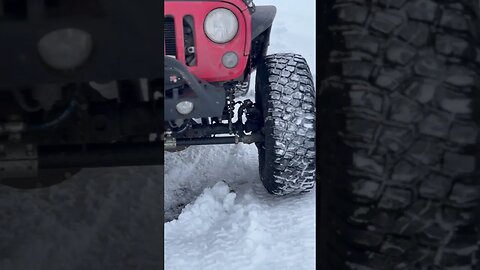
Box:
[165,1,316,269]
[165,145,316,270]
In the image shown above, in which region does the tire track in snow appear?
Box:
[164,144,256,221]
[165,143,315,269]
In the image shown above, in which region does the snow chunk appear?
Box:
[166,182,237,237]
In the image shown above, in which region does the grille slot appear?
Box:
[183,15,196,66]
[164,16,177,56]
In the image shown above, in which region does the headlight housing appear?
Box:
[38,28,93,70]
[204,8,238,44]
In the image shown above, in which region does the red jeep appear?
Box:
[163,0,316,195]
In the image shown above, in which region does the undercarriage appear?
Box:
[164,99,264,151]
[164,57,264,152]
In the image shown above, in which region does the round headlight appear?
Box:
[38,28,93,70]
[204,8,238,44]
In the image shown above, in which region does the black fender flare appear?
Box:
[251,5,277,39]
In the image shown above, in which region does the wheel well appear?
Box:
[247,27,272,75]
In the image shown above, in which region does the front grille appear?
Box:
[164,16,177,56]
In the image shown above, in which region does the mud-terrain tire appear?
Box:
[255,53,316,195]
[318,1,480,269]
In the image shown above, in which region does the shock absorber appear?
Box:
[226,88,236,134]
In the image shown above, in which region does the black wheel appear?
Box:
[318,0,480,269]
[255,53,316,195]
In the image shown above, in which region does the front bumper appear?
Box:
[164,57,225,121]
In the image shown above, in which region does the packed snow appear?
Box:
[165,145,316,270]
[165,0,316,269]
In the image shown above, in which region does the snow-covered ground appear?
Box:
[165,1,316,269]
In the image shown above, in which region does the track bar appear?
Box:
[173,134,263,147]
[176,137,237,146]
